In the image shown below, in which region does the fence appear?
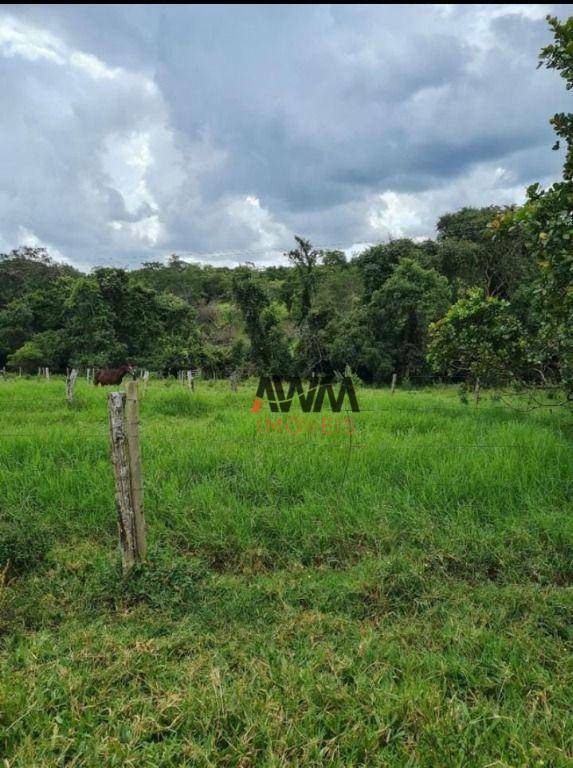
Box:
[0,369,232,573]
[1,365,246,401]
[0,373,570,574]
[108,381,146,571]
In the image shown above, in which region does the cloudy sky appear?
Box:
[0,4,571,268]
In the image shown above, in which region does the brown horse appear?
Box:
[94,364,134,386]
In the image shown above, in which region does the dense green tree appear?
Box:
[437,207,501,243]
[63,278,125,367]
[0,301,34,367]
[133,259,233,304]
[428,290,525,386]
[287,237,320,322]
[286,237,331,376]
[7,330,68,373]
[432,238,482,298]
[494,15,573,393]
[232,267,292,375]
[0,247,78,309]
[321,249,347,269]
[370,258,450,379]
[0,278,74,367]
[436,207,535,298]
[354,239,422,300]
[323,307,393,383]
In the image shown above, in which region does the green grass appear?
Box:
[1,377,573,766]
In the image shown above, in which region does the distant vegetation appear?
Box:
[0,204,557,390]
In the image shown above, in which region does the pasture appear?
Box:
[1,378,573,766]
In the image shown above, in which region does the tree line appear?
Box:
[0,15,571,395]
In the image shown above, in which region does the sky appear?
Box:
[0,3,571,269]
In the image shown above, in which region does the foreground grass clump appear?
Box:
[1,377,573,766]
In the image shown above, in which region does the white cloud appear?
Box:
[225,196,291,251]
[365,161,530,241]
[0,15,123,79]
[69,51,119,80]
[0,16,65,63]
[0,13,182,265]
[103,131,158,216]
[14,226,71,264]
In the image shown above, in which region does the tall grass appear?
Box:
[1,378,572,765]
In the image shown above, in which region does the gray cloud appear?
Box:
[0,4,570,267]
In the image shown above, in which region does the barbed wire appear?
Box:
[0,396,568,411]
[0,433,568,450]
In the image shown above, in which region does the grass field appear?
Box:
[1,377,573,767]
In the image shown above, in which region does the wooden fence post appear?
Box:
[391,373,397,394]
[66,368,78,403]
[45,367,50,381]
[126,381,146,561]
[474,378,480,406]
[187,369,194,391]
[230,372,238,393]
[108,384,146,572]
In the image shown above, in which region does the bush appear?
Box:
[428,289,526,385]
